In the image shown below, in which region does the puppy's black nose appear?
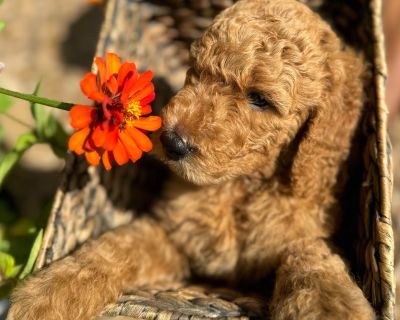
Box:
[160,130,193,160]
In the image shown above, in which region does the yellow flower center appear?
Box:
[124,100,141,126]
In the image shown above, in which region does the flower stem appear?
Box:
[0,87,74,111]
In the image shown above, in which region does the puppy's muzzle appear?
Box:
[160,130,194,160]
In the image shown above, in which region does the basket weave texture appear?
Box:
[29,0,395,319]
[98,286,266,320]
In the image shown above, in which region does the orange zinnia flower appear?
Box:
[87,0,103,5]
[68,52,161,170]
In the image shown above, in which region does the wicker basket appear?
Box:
[27,0,395,319]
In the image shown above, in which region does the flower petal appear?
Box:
[118,62,138,89]
[130,83,154,102]
[102,151,114,170]
[121,70,153,104]
[69,105,96,129]
[109,110,124,127]
[84,135,97,151]
[140,105,152,115]
[132,116,162,131]
[140,92,155,106]
[85,150,100,166]
[68,127,91,155]
[119,131,142,162]
[91,124,107,147]
[80,73,106,102]
[103,126,119,151]
[128,70,153,94]
[95,57,106,87]
[106,52,121,78]
[106,75,118,96]
[113,139,129,165]
[126,127,153,152]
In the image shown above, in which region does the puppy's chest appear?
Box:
[152,177,292,279]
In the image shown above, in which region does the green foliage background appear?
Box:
[0,4,68,295]
[0,83,67,297]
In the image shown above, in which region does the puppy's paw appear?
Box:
[271,283,375,320]
[271,239,376,320]
[8,257,118,320]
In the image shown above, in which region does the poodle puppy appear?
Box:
[8,0,375,319]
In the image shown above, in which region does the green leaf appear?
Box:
[14,132,37,152]
[18,229,43,280]
[0,198,16,225]
[0,153,18,187]
[0,93,12,113]
[0,252,16,279]
[34,111,68,158]
[8,218,36,237]
[30,81,41,119]
[0,239,10,252]
[0,21,5,32]
[47,121,68,158]
[0,125,4,142]
[30,82,50,140]
[0,132,37,187]
[0,224,10,252]
[30,82,68,158]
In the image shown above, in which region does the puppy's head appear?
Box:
[160,0,363,187]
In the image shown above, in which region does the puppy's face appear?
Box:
[160,0,338,185]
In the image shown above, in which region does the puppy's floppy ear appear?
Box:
[289,48,365,199]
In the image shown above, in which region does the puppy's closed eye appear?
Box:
[247,91,273,111]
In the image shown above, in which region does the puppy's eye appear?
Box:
[247,92,272,110]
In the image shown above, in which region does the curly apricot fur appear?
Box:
[9,1,375,319]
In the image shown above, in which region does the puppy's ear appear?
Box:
[289,49,365,199]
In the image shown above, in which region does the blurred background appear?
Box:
[0,0,399,319]
[0,0,101,217]
[383,0,400,317]
[0,0,103,316]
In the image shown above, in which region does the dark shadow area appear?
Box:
[311,0,377,304]
[314,0,371,52]
[333,116,366,283]
[2,165,61,222]
[0,163,62,265]
[60,6,104,68]
[100,155,171,214]
[152,77,176,115]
